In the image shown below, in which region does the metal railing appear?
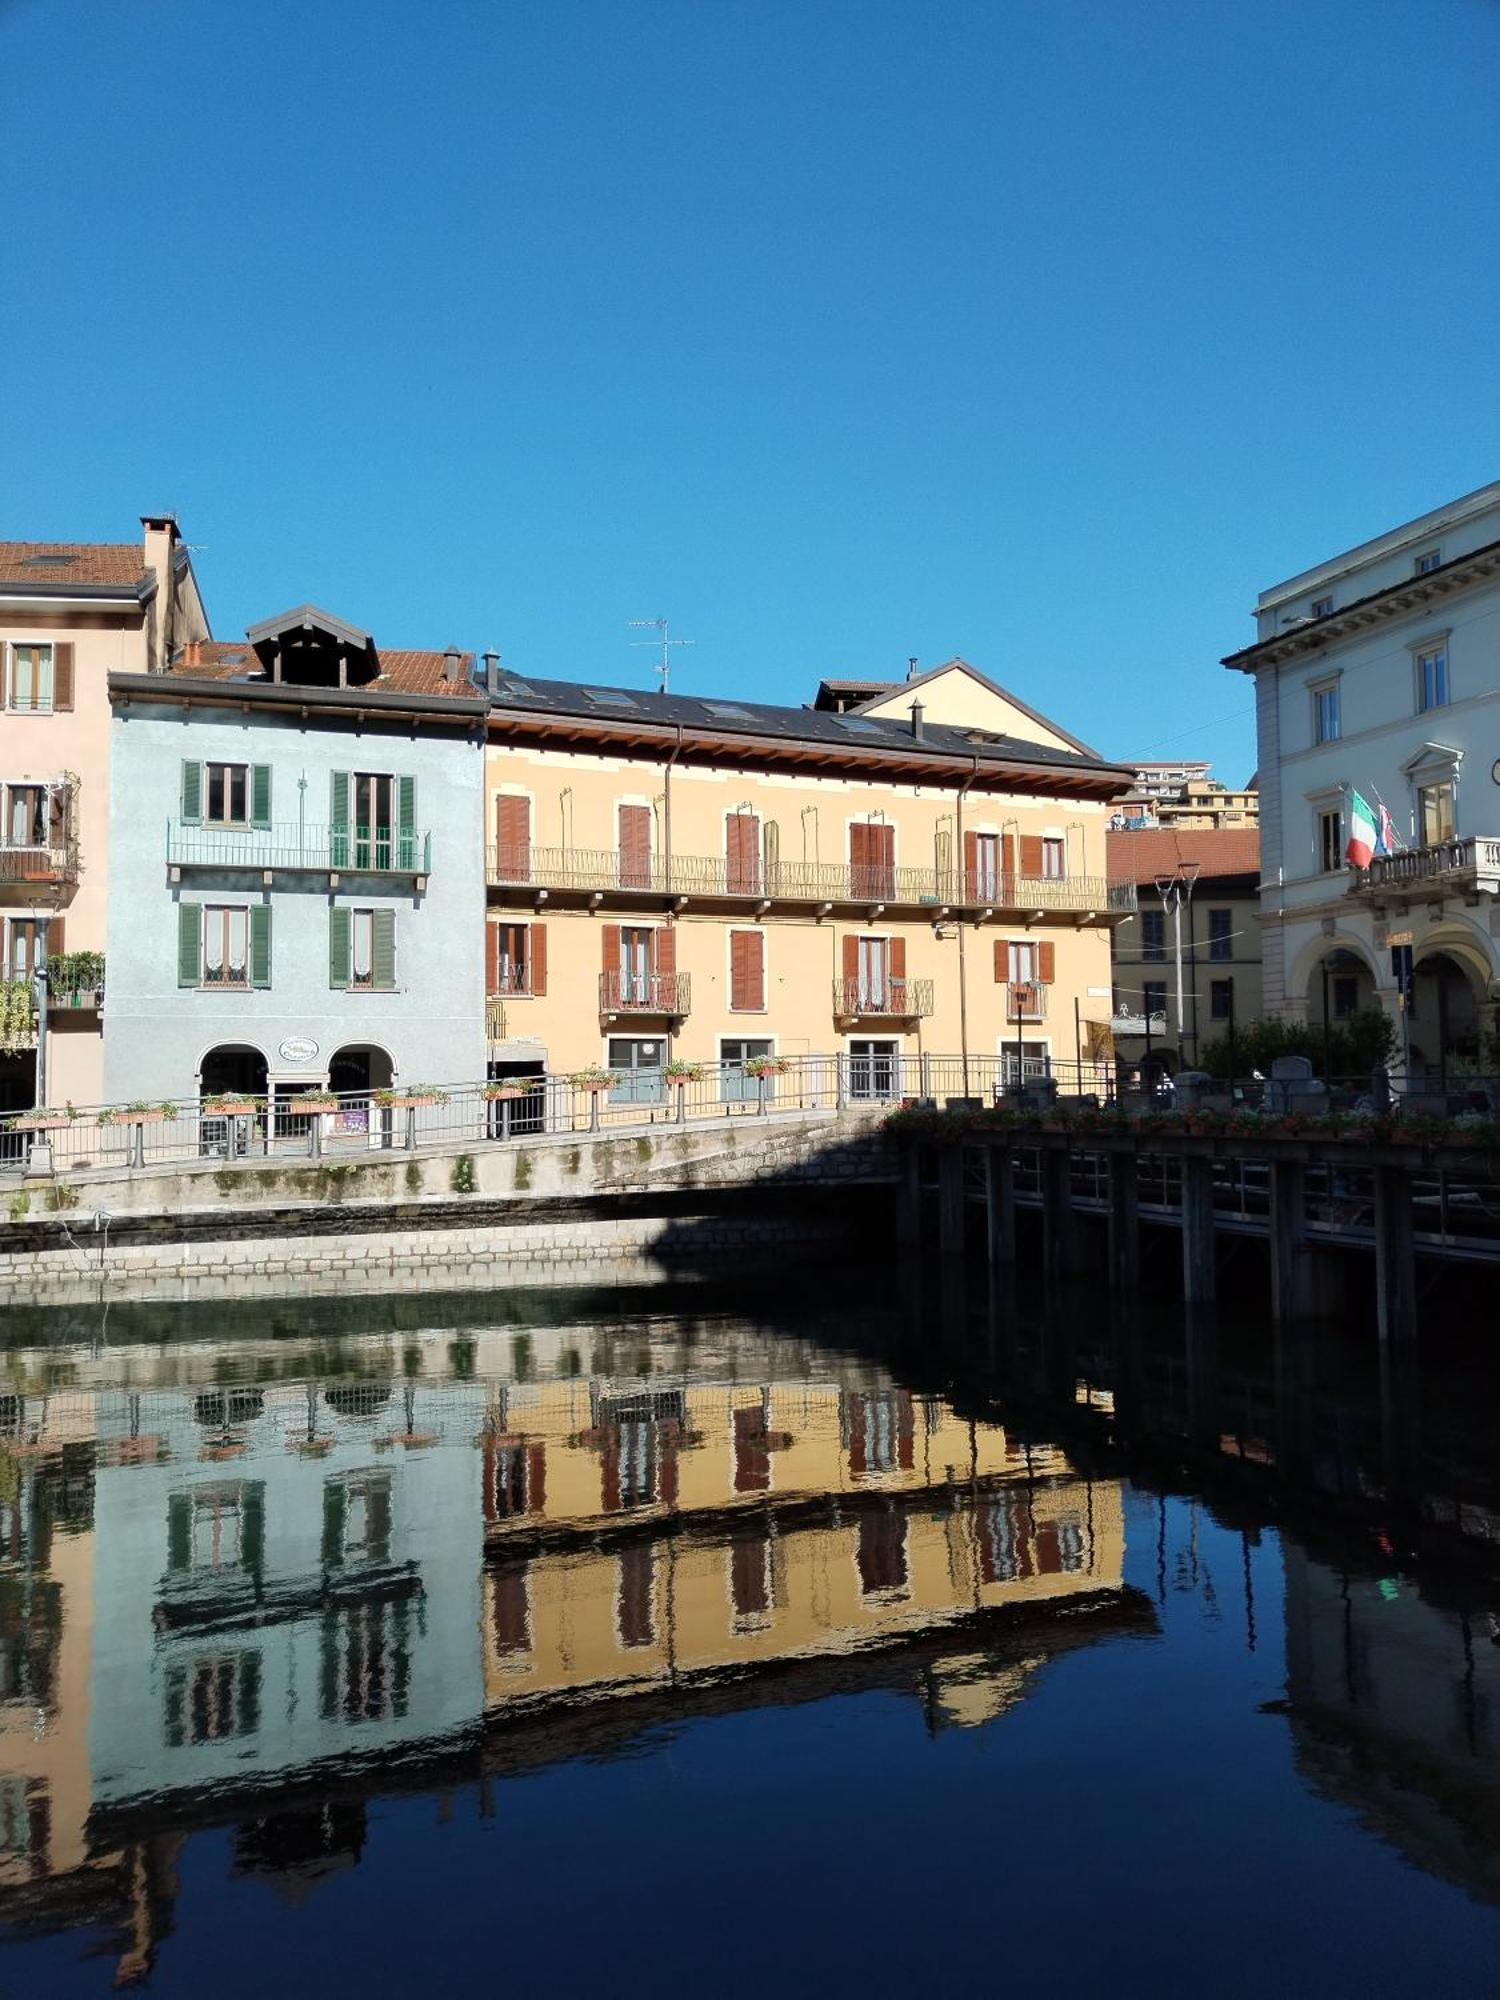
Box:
[599,970,692,1015]
[167,821,433,876]
[1004,981,1047,1023]
[832,977,935,1019]
[487,845,1136,915]
[1364,836,1500,895]
[0,842,79,886]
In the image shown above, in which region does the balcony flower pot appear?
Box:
[744,1057,791,1079]
[374,1086,449,1110]
[481,1081,530,1102]
[664,1062,703,1084]
[569,1068,619,1092]
[295,1092,340,1114]
[13,1107,80,1132]
[100,1102,178,1126]
[201,1094,261,1118]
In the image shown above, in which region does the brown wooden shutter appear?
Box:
[747,929,764,1009]
[889,936,906,980]
[1001,834,1017,877]
[653,925,676,975]
[52,644,74,712]
[619,804,651,887]
[46,916,65,960]
[601,923,620,967]
[726,812,759,893]
[842,934,859,980]
[1038,940,1056,982]
[963,830,978,898]
[730,930,750,1010]
[530,922,547,995]
[994,938,1007,982]
[1020,835,1044,877]
[496,795,531,879]
[486,921,500,994]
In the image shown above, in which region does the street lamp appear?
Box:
[1153,862,1201,1068]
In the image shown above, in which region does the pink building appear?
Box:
[0,519,210,1109]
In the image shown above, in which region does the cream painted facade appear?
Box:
[484,660,1135,1089]
[0,520,209,1110]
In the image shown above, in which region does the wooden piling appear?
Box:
[1106,1152,1139,1292]
[1180,1155,1216,1305]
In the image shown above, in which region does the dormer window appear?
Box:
[1311,595,1333,619]
[1414,547,1442,575]
[244,605,380,689]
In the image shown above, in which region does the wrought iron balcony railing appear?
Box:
[0,840,79,887]
[1362,836,1500,898]
[831,977,935,1019]
[1005,981,1048,1023]
[167,821,433,877]
[599,970,692,1016]
[488,844,1135,916]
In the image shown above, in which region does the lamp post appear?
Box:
[1154,863,1201,1069]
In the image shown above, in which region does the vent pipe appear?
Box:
[907,655,919,682]
[482,649,500,694]
[910,699,925,742]
[443,645,462,683]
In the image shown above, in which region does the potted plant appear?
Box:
[744,1055,791,1079]
[374,1084,449,1110]
[294,1090,340,1113]
[665,1059,703,1083]
[45,950,105,1007]
[569,1065,619,1092]
[13,1101,82,1132]
[100,1100,179,1126]
[482,1078,532,1101]
[201,1090,262,1118]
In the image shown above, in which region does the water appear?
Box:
[1,1281,1499,1996]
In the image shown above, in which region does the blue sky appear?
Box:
[8,0,1499,779]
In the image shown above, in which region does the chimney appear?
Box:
[185,639,202,669]
[907,655,919,682]
[482,649,500,695]
[443,645,462,683]
[910,699,925,742]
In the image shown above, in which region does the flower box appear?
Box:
[569,1070,619,1092]
[481,1082,531,1102]
[99,1103,178,1126]
[294,1093,340,1113]
[374,1088,448,1110]
[665,1063,704,1084]
[12,1110,78,1133]
[201,1096,260,1118]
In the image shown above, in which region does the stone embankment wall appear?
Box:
[0,1110,894,1305]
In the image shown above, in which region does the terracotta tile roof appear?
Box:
[163,641,476,701]
[1106,825,1261,885]
[0,542,149,590]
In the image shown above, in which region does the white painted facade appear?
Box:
[1226,481,1500,1067]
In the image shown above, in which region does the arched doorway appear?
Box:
[1306,947,1377,1028]
[327,1044,393,1095]
[199,1044,269,1098]
[1410,949,1484,1078]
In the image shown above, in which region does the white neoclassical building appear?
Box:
[1224,480,1500,1073]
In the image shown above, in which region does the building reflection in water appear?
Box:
[0,1312,1138,1982]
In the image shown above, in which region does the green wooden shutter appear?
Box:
[167,1492,191,1571]
[250,764,272,829]
[180,760,202,824]
[372,909,397,989]
[397,775,416,871]
[177,903,201,986]
[329,906,351,989]
[249,906,272,989]
[330,771,350,866]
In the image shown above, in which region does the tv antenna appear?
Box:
[629,615,694,695]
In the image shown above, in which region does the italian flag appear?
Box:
[1345,791,1376,868]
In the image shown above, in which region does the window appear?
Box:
[970,832,1000,899]
[728,929,765,1010]
[1414,547,1442,575]
[204,906,250,987]
[1312,680,1340,745]
[206,763,249,826]
[607,1035,666,1105]
[330,769,418,871]
[4,918,47,979]
[1311,595,1334,619]
[353,909,394,991]
[489,921,540,996]
[1416,644,1449,712]
[166,1482,264,1577]
[1419,780,1455,846]
[855,934,891,1008]
[1141,909,1166,961]
[725,810,761,894]
[323,1472,392,1568]
[4,786,46,850]
[848,1037,900,1100]
[722,1036,773,1103]
[1207,908,1232,962]
[1041,836,1066,879]
[6,643,53,713]
[1142,981,1168,1024]
[617,1546,655,1648]
[849,820,895,897]
[1317,809,1343,874]
[617,803,653,889]
[1332,975,1359,1020]
[1210,978,1232,1021]
[1007,939,1038,985]
[164,1652,262,1747]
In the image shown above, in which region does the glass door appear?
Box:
[608,1036,666,1105]
[353,774,394,870]
[857,937,889,1012]
[849,1037,899,1101]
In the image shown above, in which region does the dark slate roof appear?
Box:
[478,669,1129,778]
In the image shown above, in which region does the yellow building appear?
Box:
[482,657,1136,1093]
[480,1375,1125,1714]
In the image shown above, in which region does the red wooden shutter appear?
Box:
[601,923,620,972]
[52,644,74,713]
[730,930,749,1010]
[848,820,868,893]
[963,830,978,898]
[889,936,906,980]
[747,928,764,1009]
[653,925,676,976]
[1020,835,1044,878]
[46,916,65,960]
[618,804,651,887]
[994,939,1007,982]
[726,813,759,893]
[530,922,547,995]
[486,921,500,994]
[1001,834,1017,877]
[1038,940,1056,983]
[874,824,895,881]
[496,795,531,880]
[842,934,859,981]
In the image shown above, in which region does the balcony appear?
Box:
[1111,1008,1168,1037]
[832,977,935,1021]
[489,846,1136,920]
[167,821,433,883]
[599,970,692,1018]
[1359,837,1500,903]
[1004,981,1048,1023]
